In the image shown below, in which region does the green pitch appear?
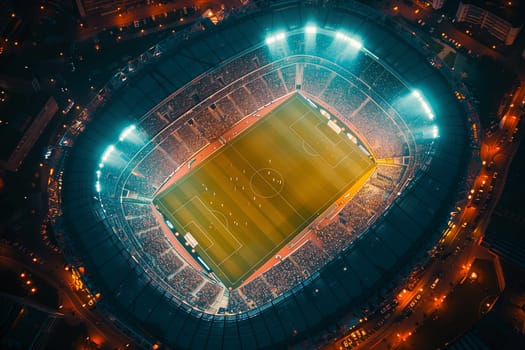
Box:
[154,93,375,288]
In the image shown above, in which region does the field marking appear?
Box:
[222,102,375,284]
[184,221,214,250]
[289,111,343,147]
[178,196,243,252]
[314,119,343,146]
[169,195,244,286]
[210,209,229,228]
[215,245,243,267]
[160,160,374,288]
[193,234,241,286]
[302,141,320,157]
[281,101,377,225]
[289,111,354,168]
[195,244,237,286]
[249,167,285,198]
[155,94,377,288]
[156,198,187,235]
[230,145,307,222]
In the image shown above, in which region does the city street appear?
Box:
[0,238,134,348]
[326,5,525,348]
[1,1,524,348]
[329,69,524,347]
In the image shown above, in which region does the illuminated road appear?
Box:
[0,242,134,348]
[75,0,243,41]
[384,0,502,60]
[326,79,523,349]
[6,1,520,348]
[324,2,525,348]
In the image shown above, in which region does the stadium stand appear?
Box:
[55,1,477,348]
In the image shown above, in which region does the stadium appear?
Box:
[56,1,480,348]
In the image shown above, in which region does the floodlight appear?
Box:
[335,32,362,50]
[305,25,317,34]
[101,145,115,162]
[348,37,362,49]
[412,90,434,120]
[412,90,422,99]
[119,124,136,142]
[265,32,286,46]
[432,125,439,138]
[265,36,276,45]
[265,32,284,44]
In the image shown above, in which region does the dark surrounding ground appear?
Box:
[398,258,501,350]
[485,125,525,244]
[156,94,374,287]
[475,261,525,350]
[0,265,59,309]
[461,56,518,128]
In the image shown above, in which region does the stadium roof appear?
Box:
[61,1,474,348]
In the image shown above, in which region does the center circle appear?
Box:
[249,168,284,198]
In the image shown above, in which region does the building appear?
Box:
[74,0,147,17]
[455,0,523,45]
[0,294,64,349]
[0,94,58,172]
[431,0,446,10]
[56,1,476,348]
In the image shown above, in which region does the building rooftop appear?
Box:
[461,0,525,26]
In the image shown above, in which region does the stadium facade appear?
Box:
[56,1,480,348]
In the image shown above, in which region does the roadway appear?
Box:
[384,0,503,60]
[75,0,244,41]
[327,78,524,350]
[6,1,524,348]
[0,232,136,348]
[327,2,525,348]
[68,2,525,349]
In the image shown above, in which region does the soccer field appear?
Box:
[154,93,376,288]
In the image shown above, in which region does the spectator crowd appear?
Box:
[98,34,420,314]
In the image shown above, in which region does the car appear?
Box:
[343,338,354,348]
[473,194,482,205]
[409,294,422,309]
[403,308,413,317]
[62,100,75,115]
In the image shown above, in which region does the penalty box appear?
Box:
[154,93,376,289]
